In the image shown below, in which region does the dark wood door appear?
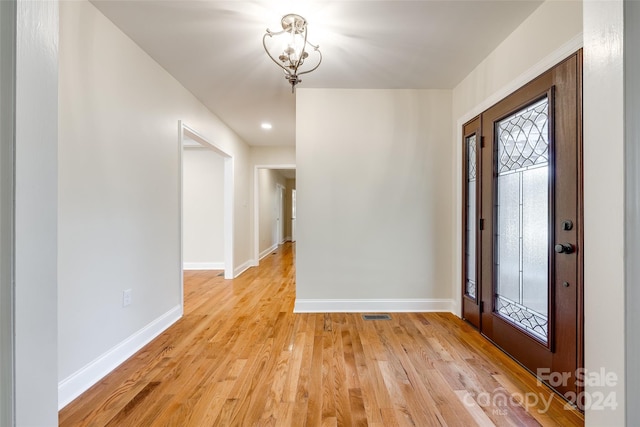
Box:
[469,52,583,405]
[462,117,481,328]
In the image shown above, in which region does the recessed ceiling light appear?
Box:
[261,122,273,130]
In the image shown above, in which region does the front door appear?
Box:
[464,51,583,405]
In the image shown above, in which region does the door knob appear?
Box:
[555,243,575,254]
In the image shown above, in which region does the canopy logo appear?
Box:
[537,367,618,411]
[461,368,619,416]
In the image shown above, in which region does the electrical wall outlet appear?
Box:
[122,289,132,307]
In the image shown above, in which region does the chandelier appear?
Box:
[263,14,322,92]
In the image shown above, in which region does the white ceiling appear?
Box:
[92,0,543,147]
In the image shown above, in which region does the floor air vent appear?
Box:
[362,314,391,321]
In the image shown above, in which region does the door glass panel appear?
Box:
[495,97,549,343]
[465,134,477,300]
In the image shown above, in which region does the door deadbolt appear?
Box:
[562,220,574,231]
[555,243,575,254]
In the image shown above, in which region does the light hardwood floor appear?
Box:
[59,242,584,426]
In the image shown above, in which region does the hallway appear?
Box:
[59,242,583,426]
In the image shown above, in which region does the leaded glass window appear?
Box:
[494,97,549,343]
[465,134,477,300]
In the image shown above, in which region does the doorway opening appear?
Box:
[179,121,234,294]
[254,165,296,264]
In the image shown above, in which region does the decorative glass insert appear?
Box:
[465,134,477,300]
[497,98,549,173]
[495,295,548,340]
[495,97,549,344]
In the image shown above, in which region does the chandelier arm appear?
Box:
[265,27,289,37]
[296,46,322,76]
[262,33,294,76]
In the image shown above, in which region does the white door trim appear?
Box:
[179,121,235,291]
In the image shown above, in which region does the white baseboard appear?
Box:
[58,305,182,409]
[183,262,224,270]
[293,298,455,313]
[233,259,254,278]
[259,244,279,261]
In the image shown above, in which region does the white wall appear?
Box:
[258,169,287,257]
[251,145,296,165]
[453,0,583,118]
[183,147,225,269]
[295,89,453,312]
[58,0,252,407]
[583,1,625,424]
[14,0,59,425]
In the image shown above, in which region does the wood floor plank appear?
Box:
[348,319,385,425]
[59,242,584,426]
[305,329,324,426]
[291,314,315,424]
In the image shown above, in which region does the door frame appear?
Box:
[179,121,235,292]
